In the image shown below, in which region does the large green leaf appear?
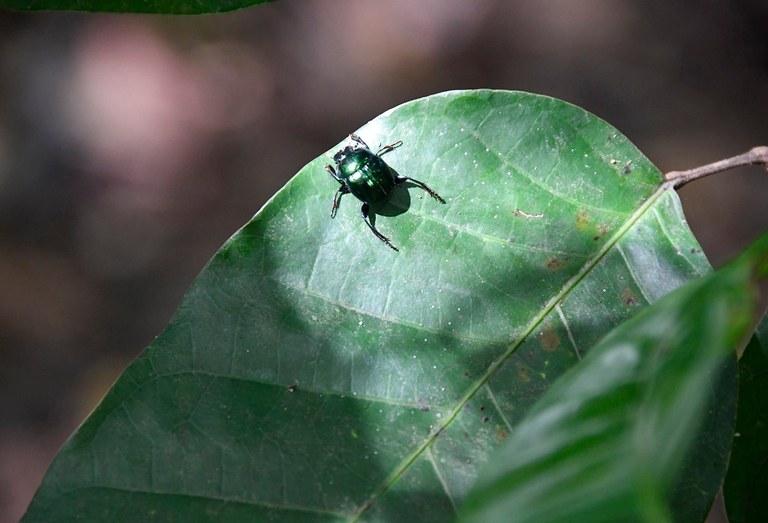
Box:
[458,233,768,523]
[724,313,768,523]
[0,0,272,14]
[24,90,721,521]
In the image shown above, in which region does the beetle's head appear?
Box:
[333,146,355,166]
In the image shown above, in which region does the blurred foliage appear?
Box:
[460,233,768,523]
[724,315,768,523]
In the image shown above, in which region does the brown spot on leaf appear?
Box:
[546,257,565,270]
[497,427,509,442]
[516,362,531,383]
[592,224,609,242]
[621,287,638,307]
[575,210,590,230]
[540,328,561,352]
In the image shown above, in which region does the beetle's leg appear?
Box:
[350,134,402,156]
[361,203,398,251]
[376,140,403,157]
[396,176,447,204]
[331,185,349,218]
[349,134,369,149]
[325,164,343,183]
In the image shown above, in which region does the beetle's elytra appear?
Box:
[325,134,445,251]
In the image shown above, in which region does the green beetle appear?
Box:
[325,134,446,251]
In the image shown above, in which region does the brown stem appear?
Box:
[664,146,768,188]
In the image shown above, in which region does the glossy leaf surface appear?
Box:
[0,0,272,14]
[459,233,768,523]
[724,313,768,523]
[24,91,721,521]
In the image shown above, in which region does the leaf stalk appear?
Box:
[665,146,768,188]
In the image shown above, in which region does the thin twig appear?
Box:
[664,146,768,188]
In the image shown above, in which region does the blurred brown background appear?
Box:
[1,0,767,520]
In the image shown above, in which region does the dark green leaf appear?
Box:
[667,352,737,522]
[23,90,722,521]
[724,313,768,523]
[0,0,273,14]
[458,233,768,523]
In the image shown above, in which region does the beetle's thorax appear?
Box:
[336,147,374,178]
